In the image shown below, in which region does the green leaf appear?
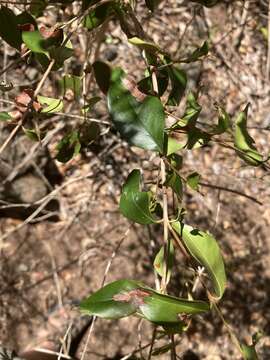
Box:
[79,121,100,146]
[186,172,200,191]
[234,104,263,166]
[166,171,183,198]
[30,0,47,17]
[0,111,12,121]
[242,344,259,360]
[22,30,48,54]
[59,74,82,98]
[138,69,169,97]
[80,279,210,324]
[182,41,209,63]
[108,71,165,152]
[82,96,101,114]
[120,170,157,224]
[83,2,114,30]
[212,107,230,134]
[80,279,142,319]
[0,6,21,49]
[38,96,63,113]
[172,222,226,300]
[16,11,37,28]
[92,61,112,94]
[139,291,210,323]
[167,66,187,106]
[23,127,45,142]
[128,37,162,55]
[166,137,183,156]
[56,130,81,163]
[50,45,73,64]
[154,242,174,282]
[176,92,202,128]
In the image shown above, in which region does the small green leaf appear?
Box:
[0,111,12,121]
[80,279,143,319]
[182,41,209,63]
[186,172,200,191]
[139,291,210,323]
[212,107,230,134]
[242,344,259,360]
[120,169,157,225]
[138,69,169,97]
[56,130,81,163]
[166,137,183,156]
[93,61,112,94]
[22,30,48,54]
[0,6,21,49]
[108,71,165,152]
[176,92,202,128]
[128,37,162,55]
[166,171,183,198]
[23,127,45,142]
[154,242,174,282]
[38,96,63,113]
[59,74,82,98]
[83,2,114,30]
[172,222,226,300]
[167,66,187,106]
[234,104,263,166]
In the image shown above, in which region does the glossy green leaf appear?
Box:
[108,71,165,152]
[56,130,81,163]
[166,171,183,198]
[242,344,258,360]
[167,66,187,106]
[38,96,63,113]
[59,74,82,98]
[93,61,112,94]
[83,2,114,30]
[80,279,142,319]
[139,291,210,323]
[172,222,226,300]
[0,112,12,121]
[0,6,21,49]
[120,169,157,225]
[186,172,200,191]
[22,30,48,54]
[234,104,263,166]
[154,242,174,282]
[182,41,209,63]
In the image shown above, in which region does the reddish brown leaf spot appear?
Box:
[113,289,151,307]
[18,23,35,32]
